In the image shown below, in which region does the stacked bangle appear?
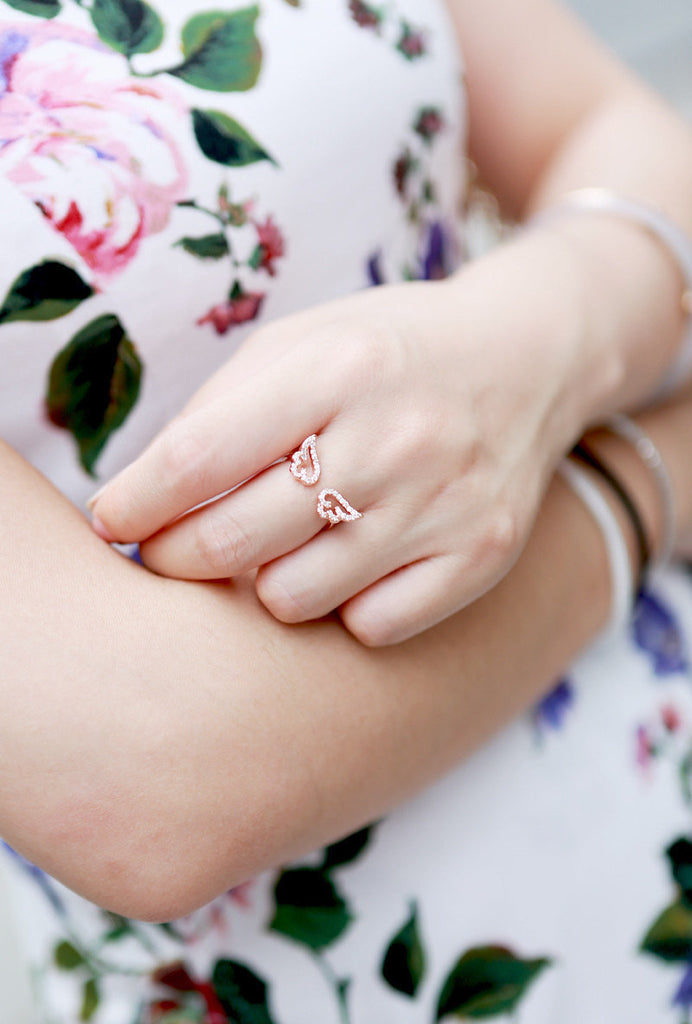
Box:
[570,439,651,587]
[558,459,634,642]
[562,413,677,643]
[607,413,676,567]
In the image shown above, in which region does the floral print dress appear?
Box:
[1,2,692,1023]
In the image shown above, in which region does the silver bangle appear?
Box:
[532,187,692,398]
[607,412,676,568]
[559,459,633,641]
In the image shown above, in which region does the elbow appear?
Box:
[8,786,261,924]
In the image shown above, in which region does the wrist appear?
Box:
[524,212,687,414]
[446,228,622,454]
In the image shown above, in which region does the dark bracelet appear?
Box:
[570,440,651,586]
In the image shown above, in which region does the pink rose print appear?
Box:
[251,215,285,276]
[0,24,188,284]
[197,286,264,336]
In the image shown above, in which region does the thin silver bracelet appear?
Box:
[531,187,692,398]
[559,459,633,641]
[607,412,676,568]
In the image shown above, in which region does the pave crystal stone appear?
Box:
[317,488,362,526]
[289,434,321,486]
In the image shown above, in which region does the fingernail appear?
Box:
[86,485,106,512]
[91,516,115,543]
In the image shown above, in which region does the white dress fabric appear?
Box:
[1,2,692,1023]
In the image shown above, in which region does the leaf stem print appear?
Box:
[636,703,692,806]
[267,827,374,1024]
[310,949,351,1024]
[175,185,285,335]
[121,5,263,93]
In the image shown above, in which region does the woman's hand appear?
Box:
[88,231,600,645]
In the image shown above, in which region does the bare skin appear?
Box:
[3,379,692,921]
[1,0,692,922]
[90,0,692,644]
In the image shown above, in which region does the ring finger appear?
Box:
[139,432,378,580]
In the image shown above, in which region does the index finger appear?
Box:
[89,343,335,544]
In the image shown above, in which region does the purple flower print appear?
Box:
[0,30,27,93]
[367,251,385,287]
[632,589,689,676]
[420,220,454,280]
[2,842,66,917]
[673,961,692,1009]
[533,679,575,733]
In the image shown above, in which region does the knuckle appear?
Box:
[256,568,313,623]
[194,505,254,577]
[323,321,395,395]
[158,418,212,497]
[480,504,522,566]
[340,603,395,647]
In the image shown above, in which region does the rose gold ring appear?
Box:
[317,489,362,526]
[289,434,321,486]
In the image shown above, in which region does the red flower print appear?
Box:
[228,880,254,907]
[197,286,264,336]
[148,1000,184,1020]
[250,215,285,276]
[636,725,656,770]
[152,962,197,992]
[348,0,383,30]
[150,962,229,1024]
[394,149,417,198]
[413,106,446,144]
[661,703,682,733]
[396,21,427,60]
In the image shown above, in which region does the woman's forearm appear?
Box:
[0,438,618,921]
[449,0,692,416]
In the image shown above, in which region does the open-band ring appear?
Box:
[289,434,321,486]
[317,489,362,526]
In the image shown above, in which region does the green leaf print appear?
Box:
[321,825,374,870]
[54,941,85,970]
[192,109,275,167]
[90,0,164,57]
[175,232,230,259]
[381,901,427,998]
[270,867,352,950]
[46,314,143,477]
[80,977,100,1022]
[435,946,552,1020]
[667,838,692,906]
[640,899,692,962]
[1,0,61,17]
[212,959,278,1024]
[170,7,262,92]
[0,261,94,325]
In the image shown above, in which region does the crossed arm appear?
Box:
[2,0,692,922]
[0,437,612,922]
